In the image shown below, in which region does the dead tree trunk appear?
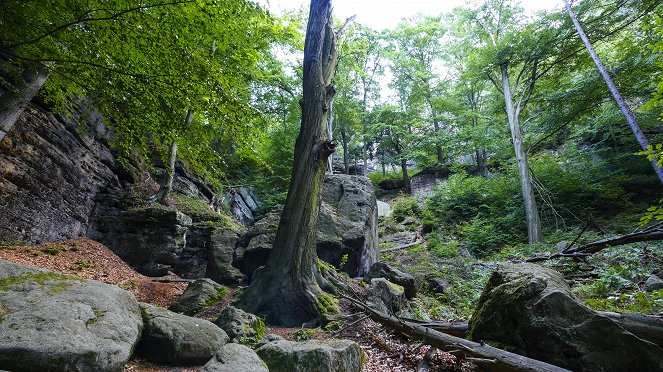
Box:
[0,63,49,142]
[155,109,194,205]
[563,0,663,184]
[235,0,352,326]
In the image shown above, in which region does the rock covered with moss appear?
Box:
[366,278,405,314]
[0,259,143,371]
[256,339,364,372]
[168,278,227,315]
[214,305,264,343]
[201,343,268,372]
[469,263,663,371]
[364,262,417,298]
[136,303,229,365]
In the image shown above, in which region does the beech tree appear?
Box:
[235,0,351,326]
[563,0,663,184]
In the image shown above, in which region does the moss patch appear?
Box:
[316,292,339,316]
[0,271,82,293]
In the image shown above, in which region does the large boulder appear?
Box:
[366,278,405,315]
[205,227,245,284]
[0,260,142,372]
[469,263,663,371]
[235,174,379,279]
[201,343,268,372]
[214,305,263,343]
[168,278,228,315]
[365,262,417,299]
[89,206,192,276]
[256,339,364,372]
[136,303,229,365]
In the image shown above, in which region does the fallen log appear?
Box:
[340,295,570,372]
[404,319,469,338]
[597,311,663,348]
[527,227,663,262]
[381,240,423,253]
[403,312,663,348]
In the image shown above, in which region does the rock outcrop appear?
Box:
[256,339,364,372]
[137,303,229,365]
[469,263,663,371]
[0,260,142,372]
[201,343,268,372]
[168,278,227,316]
[0,104,123,244]
[365,262,417,299]
[235,174,379,279]
[89,205,192,276]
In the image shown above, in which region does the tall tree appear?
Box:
[235,0,351,326]
[387,16,448,165]
[563,0,663,184]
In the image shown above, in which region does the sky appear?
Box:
[258,0,560,30]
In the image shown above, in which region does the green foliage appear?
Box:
[391,196,421,223]
[40,244,70,256]
[367,171,403,188]
[237,317,267,348]
[292,327,319,341]
[425,232,459,258]
[583,290,663,314]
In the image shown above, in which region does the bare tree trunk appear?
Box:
[341,122,349,174]
[327,97,335,174]
[0,63,49,142]
[401,157,411,192]
[563,0,663,185]
[235,0,351,326]
[155,109,194,205]
[502,63,542,243]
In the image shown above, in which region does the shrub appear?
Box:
[391,196,421,222]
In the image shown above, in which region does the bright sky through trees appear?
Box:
[260,0,559,29]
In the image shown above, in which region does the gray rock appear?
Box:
[169,278,228,315]
[137,303,229,365]
[377,200,391,217]
[256,339,364,372]
[644,274,663,292]
[0,104,122,244]
[0,260,142,372]
[214,306,262,342]
[425,276,450,294]
[256,333,286,348]
[469,263,663,371]
[365,262,417,299]
[235,174,379,279]
[205,227,245,284]
[367,278,406,314]
[89,206,192,276]
[201,343,268,372]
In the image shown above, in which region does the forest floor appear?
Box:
[0,237,474,371]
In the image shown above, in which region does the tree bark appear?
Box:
[563,0,663,185]
[155,109,193,205]
[327,97,335,174]
[0,63,49,142]
[501,62,542,244]
[235,0,345,326]
[341,121,350,174]
[401,157,411,192]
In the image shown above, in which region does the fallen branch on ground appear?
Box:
[381,241,423,253]
[340,294,570,372]
[527,225,663,262]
